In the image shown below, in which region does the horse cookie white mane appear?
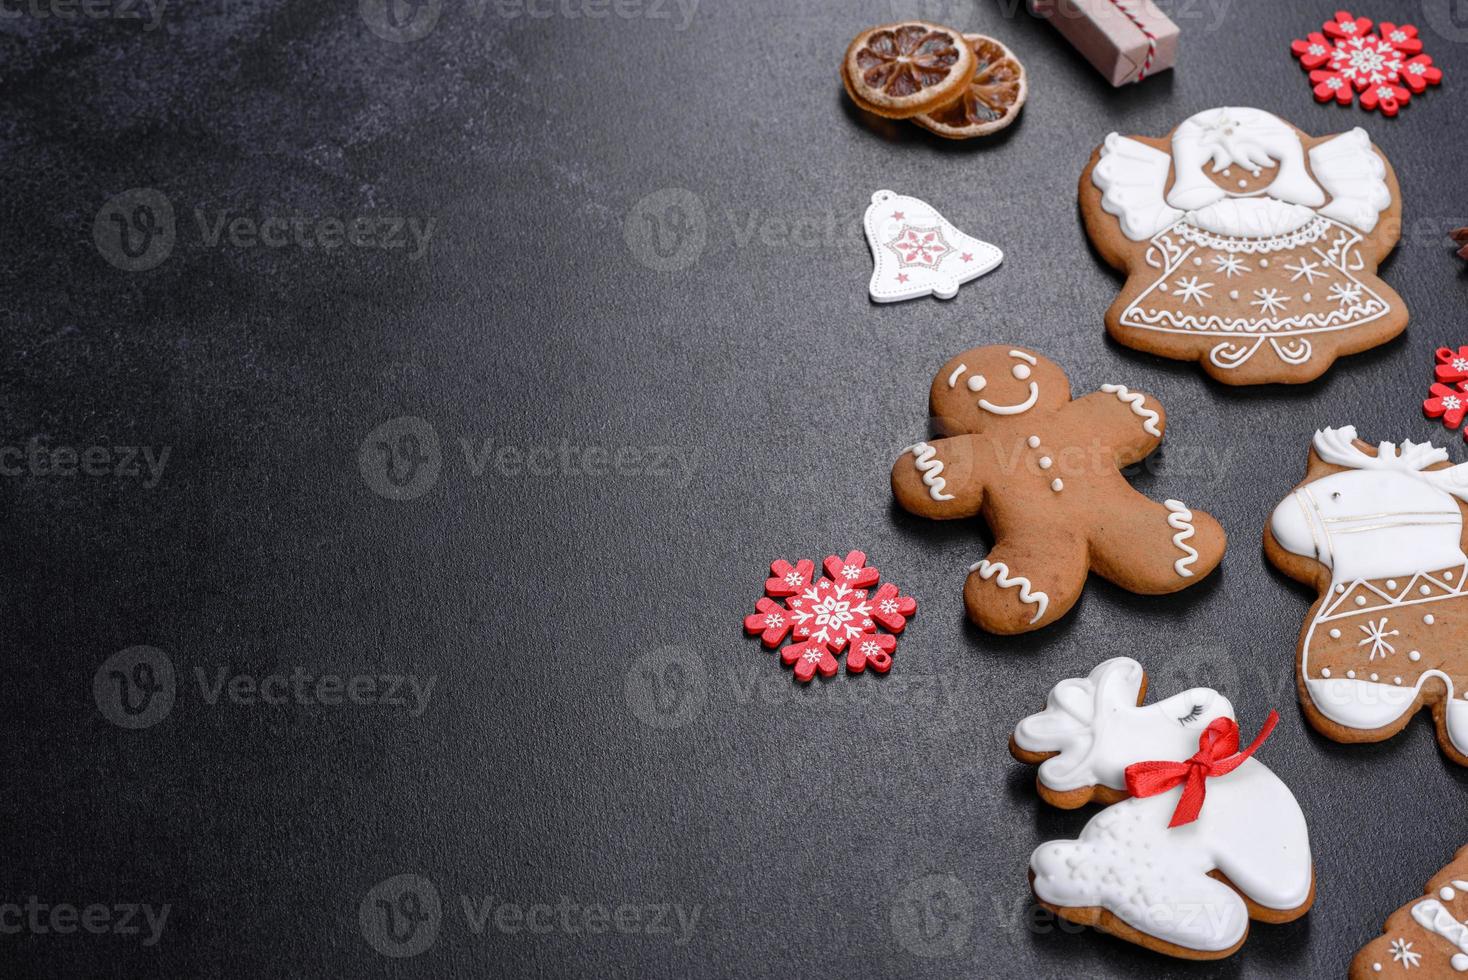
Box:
[1012,658,1313,958]
[1269,425,1468,765]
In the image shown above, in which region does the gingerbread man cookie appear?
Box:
[1012,658,1314,961]
[1080,106,1406,385]
[1352,845,1468,978]
[1267,426,1468,766]
[890,345,1226,633]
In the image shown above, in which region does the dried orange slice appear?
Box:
[912,35,1027,139]
[842,22,977,120]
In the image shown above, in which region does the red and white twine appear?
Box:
[1109,0,1158,82]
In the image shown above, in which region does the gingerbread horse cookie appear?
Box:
[1352,845,1468,978]
[890,345,1226,633]
[1012,658,1314,961]
[1080,106,1405,385]
[1267,426,1468,766]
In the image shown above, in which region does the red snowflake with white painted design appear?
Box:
[1423,348,1468,440]
[743,551,917,682]
[1290,10,1442,116]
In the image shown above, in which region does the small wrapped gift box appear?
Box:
[1029,0,1179,86]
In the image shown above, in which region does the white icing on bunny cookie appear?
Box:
[1014,658,1312,956]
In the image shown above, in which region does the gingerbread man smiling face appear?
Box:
[892,345,1227,633]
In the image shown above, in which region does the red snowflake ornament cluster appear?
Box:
[1290,10,1442,116]
[1423,347,1468,437]
[743,552,916,682]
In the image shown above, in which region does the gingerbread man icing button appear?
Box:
[892,346,1226,634]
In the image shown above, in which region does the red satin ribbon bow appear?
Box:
[1123,711,1280,828]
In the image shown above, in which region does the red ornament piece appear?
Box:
[1359,80,1409,116]
[743,554,916,682]
[1378,21,1423,55]
[1309,69,1355,105]
[823,550,881,589]
[1124,711,1280,828]
[1290,32,1334,70]
[1434,347,1468,384]
[1399,54,1443,94]
[1289,10,1441,116]
[1424,383,1468,431]
[847,633,896,674]
[869,582,917,633]
[765,558,814,598]
[1323,10,1373,41]
[744,596,797,647]
[781,640,839,682]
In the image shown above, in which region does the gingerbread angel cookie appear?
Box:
[1080,106,1406,385]
[1012,658,1314,960]
[890,345,1226,634]
[1352,846,1468,978]
[1267,426,1468,766]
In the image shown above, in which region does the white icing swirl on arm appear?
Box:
[970,559,1049,623]
[1163,499,1199,577]
[1100,384,1162,437]
[907,442,955,501]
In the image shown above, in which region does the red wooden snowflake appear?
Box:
[1290,10,1442,116]
[1436,346,1468,384]
[743,552,916,682]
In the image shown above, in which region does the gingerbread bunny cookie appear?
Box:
[1080,106,1405,385]
[891,345,1226,633]
[1012,658,1314,960]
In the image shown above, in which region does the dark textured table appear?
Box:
[3,0,1467,976]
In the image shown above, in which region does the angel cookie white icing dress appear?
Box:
[1086,107,1405,385]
